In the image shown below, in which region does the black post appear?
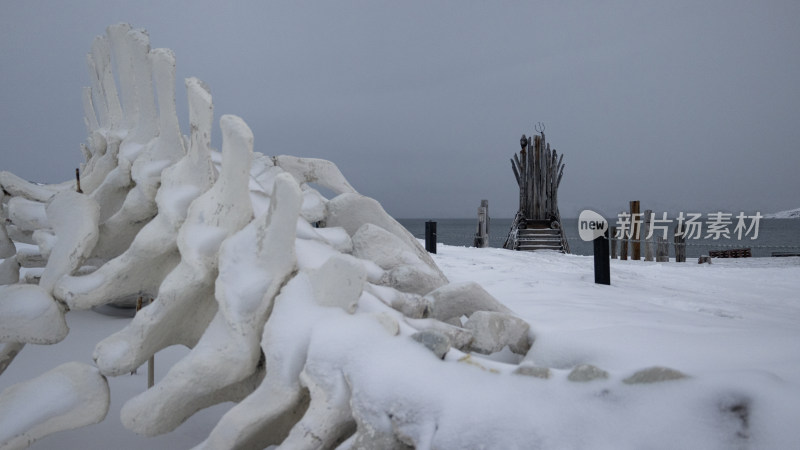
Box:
[425,221,437,254]
[593,229,610,285]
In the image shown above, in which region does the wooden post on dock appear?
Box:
[674,223,686,263]
[630,201,641,260]
[619,212,628,260]
[643,209,654,261]
[610,226,618,259]
[474,199,489,248]
[620,238,628,260]
[656,237,670,262]
[75,168,83,194]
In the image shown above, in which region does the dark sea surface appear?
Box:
[397,218,800,259]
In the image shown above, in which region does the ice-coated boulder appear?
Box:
[309,254,366,313]
[352,222,446,295]
[411,330,452,359]
[622,366,688,384]
[514,363,551,379]
[423,281,513,323]
[567,364,609,382]
[327,194,446,284]
[464,311,532,355]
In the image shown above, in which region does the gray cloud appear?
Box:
[2,0,798,218]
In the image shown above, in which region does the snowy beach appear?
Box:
[1,4,798,446]
[4,246,799,449]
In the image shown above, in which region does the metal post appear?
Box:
[135,296,155,388]
[425,221,437,254]
[593,229,610,285]
[147,298,154,388]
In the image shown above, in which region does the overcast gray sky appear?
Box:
[1,0,798,218]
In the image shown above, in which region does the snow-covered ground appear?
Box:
[765,207,800,219]
[3,246,800,449]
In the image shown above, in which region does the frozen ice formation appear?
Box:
[0,23,694,449]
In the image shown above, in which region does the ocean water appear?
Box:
[397,218,800,259]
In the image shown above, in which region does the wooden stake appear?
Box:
[473,200,489,248]
[630,201,641,260]
[643,209,654,261]
[674,223,687,263]
[656,237,670,262]
[75,168,83,194]
[610,226,618,259]
[620,212,628,260]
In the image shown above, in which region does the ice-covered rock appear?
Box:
[623,366,688,384]
[423,281,513,322]
[405,317,473,351]
[351,223,446,295]
[464,311,532,355]
[411,330,451,359]
[567,364,609,382]
[514,363,551,379]
[310,254,366,313]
